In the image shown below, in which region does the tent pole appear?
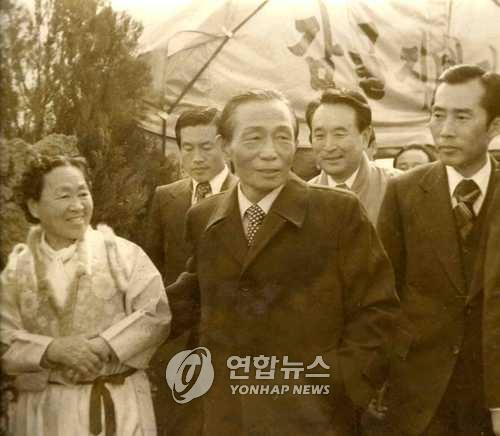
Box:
[161,117,167,155]
[166,0,269,115]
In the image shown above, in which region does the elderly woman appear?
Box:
[0,154,171,436]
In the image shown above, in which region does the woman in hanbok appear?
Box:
[0,153,171,436]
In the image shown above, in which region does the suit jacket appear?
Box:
[146,172,238,286]
[483,179,500,408]
[167,175,400,436]
[377,159,499,435]
[145,172,237,436]
[309,153,401,224]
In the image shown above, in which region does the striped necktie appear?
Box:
[453,179,481,241]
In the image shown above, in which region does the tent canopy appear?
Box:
[138,0,500,149]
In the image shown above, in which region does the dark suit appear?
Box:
[145,172,237,436]
[147,173,238,286]
[377,160,499,435]
[168,175,400,436]
[483,180,500,410]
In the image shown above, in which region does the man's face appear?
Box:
[310,103,369,183]
[430,79,492,177]
[222,99,296,203]
[395,149,432,171]
[180,123,225,182]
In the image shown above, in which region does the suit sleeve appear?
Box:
[376,177,415,368]
[483,184,500,409]
[164,208,200,340]
[377,178,406,292]
[144,188,166,279]
[337,194,401,409]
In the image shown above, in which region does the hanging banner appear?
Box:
[138,0,500,148]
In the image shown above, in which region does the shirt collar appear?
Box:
[192,165,229,195]
[237,183,285,220]
[446,157,491,198]
[325,164,360,189]
[40,232,78,262]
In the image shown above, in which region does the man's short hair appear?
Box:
[435,64,500,125]
[218,89,299,142]
[306,88,372,142]
[175,107,220,147]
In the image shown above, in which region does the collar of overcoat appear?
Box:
[204,172,308,275]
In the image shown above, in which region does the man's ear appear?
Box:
[488,117,500,138]
[217,134,231,160]
[361,126,373,150]
[27,199,39,220]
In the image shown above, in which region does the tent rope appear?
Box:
[166,0,270,115]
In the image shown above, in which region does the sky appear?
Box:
[109,0,193,27]
[19,0,195,27]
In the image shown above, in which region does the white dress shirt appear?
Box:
[325,165,360,189]
[237,183,284,237]
[446,158,491,214]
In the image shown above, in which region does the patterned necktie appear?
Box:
[246,204,266,247]
[453,179,481,241]
[335,183,350,190]
[195,182,212,203]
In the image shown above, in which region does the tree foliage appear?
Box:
[1,0,149,143]
[0,0,180,247]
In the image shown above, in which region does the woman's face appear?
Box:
[28,165,93,249]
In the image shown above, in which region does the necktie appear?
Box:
[335,183,350,190]
[246,204,266,247]
[453,179,481,241]
[195,182,212,203]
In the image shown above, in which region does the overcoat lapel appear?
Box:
[351,152,369,194]
[169,178,192,219]
[205,186,248,266]
[205,175,308,274]
[241,176,307,275]
[221,172,239,191]
[417,162,467,295]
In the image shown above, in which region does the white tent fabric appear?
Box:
[138,0,500,148]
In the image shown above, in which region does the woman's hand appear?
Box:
[45,335,103,377]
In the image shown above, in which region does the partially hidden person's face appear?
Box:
[395,149,431,171]
[28,165,93,249]
[222,99,296,203]
[180,123,226,183]
[310,103,370,182]
[430,79,492,177]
